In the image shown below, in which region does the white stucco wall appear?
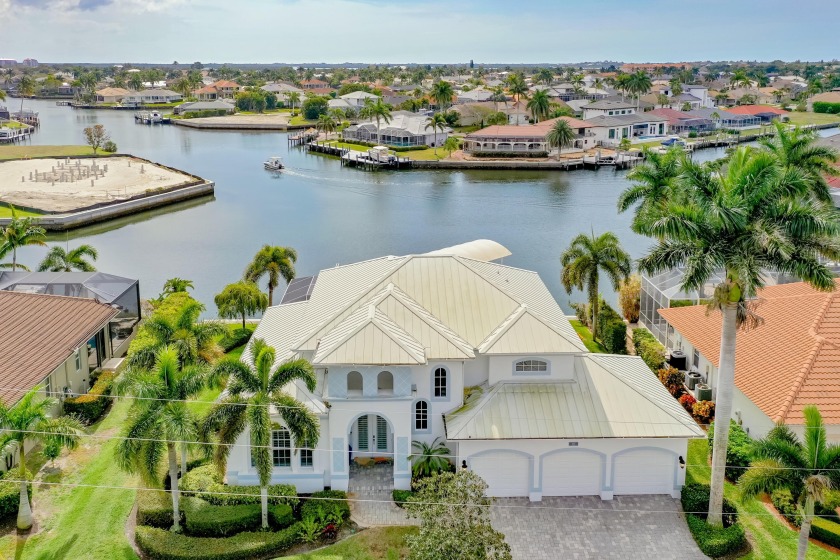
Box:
[488,354,575,385]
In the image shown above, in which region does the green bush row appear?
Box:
[770,488,800,526]
[813,102,840,114]
[811,517,840,549]
[632,328,665,372]
[300,490,350,522]
[597,302,627,355]
[218,326,254,352]
[268,503,295,528]
[63,370,116,424]
[137,490,179,528]
[392,489,415,508]
[681,483,746,558]
[0,470,32,520]
[183,500,261,537]
[179,464,298,507]
[135,523,300,560]
[182,109,230,119]
[707,421,752,482]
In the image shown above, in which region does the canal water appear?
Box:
[4,99,809,314]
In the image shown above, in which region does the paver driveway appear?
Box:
[491,495,708,560]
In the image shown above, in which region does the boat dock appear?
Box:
[0,124,36,144]
[55,101,71,106]
[11,111,39,127]
[307,141,412,170]
[288,129,318,146]
[134,112,171,125]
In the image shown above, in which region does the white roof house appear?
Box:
[226,242,701,500]
[342,110,451,148]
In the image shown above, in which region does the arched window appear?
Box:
[272,428,291,467]
[377,371,393,395]
[347,371,363,395]
[414,400,429,432]
[433,367,448,398]
[514,359,549,373]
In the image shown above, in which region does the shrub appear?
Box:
[137,490,179,528]
[302,96,329,120]
[135,524,300,560]
[658,366,684,396]
[0,469,32,520]
[633,328,665,372]
[811,517,840,549]
[707,421,752,481]
[392,489,416,508]
[183,499,261,537]
[218,326,254,353]
[618,275,640,323]
[597,302,627,355]
[180,465,298,507]
[300,490,350,525]
[268,503,294,528]
[693,400,716,424]
[679,393,697,413]
[102,140,118,153]
[770,488,800,526]
[813,101,840,114]
[682,483,745,558]
[297,516,321,544]
[63,370,116,424]
[570,301,590,328]
[183,109,229,119]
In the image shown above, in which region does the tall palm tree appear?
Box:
[359,99,392,145]
[561,231,631,339]
[730,69,752,90]
[614,73,631,101]
[739,406,840,560]
[535,68,554,86]
[202,338,318,529]
[627,70,652,110]
[425,113,448,155]
[286,91,301,115]
[16,75,35,114]
[0,387,84,529]
[116,346,215,532]
[626,147,840,526]
[316,114,336,140]
[526,89,551,123]
[37,244,98,272]
[546,119,576,157]
[617,147,682,231]
[128,73,144,92]
[162,277,194,295]
[490,86,507,111]
[430,81,454,111]
[0,206,46,272]
[174,77,192,99]
[506,74,528,102]
[244,245,297,307]
[760,122,839,203]
[127,299,225,370]
[215,281,268,329]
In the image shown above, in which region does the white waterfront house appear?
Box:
[581,99,638,120]
[584,113,669,145]
[122,89,182,104]
[225,241,702,500]
[341,110,450,147]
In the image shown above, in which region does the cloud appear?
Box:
[78,0,111,9]
[8,0,111,9]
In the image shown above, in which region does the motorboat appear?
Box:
[150,111,162,124]
[264,156,284,171]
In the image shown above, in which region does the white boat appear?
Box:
[150,111,162,124]
[264,156,284,171]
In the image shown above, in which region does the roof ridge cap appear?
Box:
[370,308,426,362]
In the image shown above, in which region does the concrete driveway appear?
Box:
[491,495,708,560]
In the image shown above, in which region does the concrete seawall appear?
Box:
[412,159,586,170]
[173,120,310,131]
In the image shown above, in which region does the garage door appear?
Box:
[542,451,601,496]
[612,448,675,495]
[470,452,530,497]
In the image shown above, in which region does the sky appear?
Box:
[2,0,839,64]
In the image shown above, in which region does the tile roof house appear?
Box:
[94,87,131,103]
[463,116,595,154]
[725,104,789,122]
[658,279,840,440]
[225,242,701,500]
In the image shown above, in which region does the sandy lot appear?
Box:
[0,156,196,213]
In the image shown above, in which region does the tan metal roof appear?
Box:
[0,292,118,405]
[478,305,585,355]
[445,355,704,440]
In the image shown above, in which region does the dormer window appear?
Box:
[514,359,548,373]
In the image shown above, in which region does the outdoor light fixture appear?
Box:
[461,460,468,471]
[679,456,685,469]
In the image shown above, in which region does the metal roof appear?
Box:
[0,271,137,305]
[584,113,669,127]
[444,355,704,440]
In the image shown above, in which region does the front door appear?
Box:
[356,415,391,455]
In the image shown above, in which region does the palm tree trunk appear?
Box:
[17,444,32,530]
[261,486,269,529]
[589,276,599,340]
[168,443,181,532]
[267,286,274,308]
[12,248,17,272]
[707,302,737,526]
[797,495,814,560]
[181,441,188,477]
[241,313,247,329]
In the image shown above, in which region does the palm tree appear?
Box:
[617,147,682,231]
[760,122,839,203]
[490,86,507,111]
[162,277,194,295]
[535,68,554,86]
[430,81,454,111]
[215,280,268,329]
[0,206,46,272]
[614,73,632,101]
[128,73,144,92]
[409,437,451,478]
[442,136,460,158]
[316,114,335,140]
[425,113,448,155]
[656,93,670,108]
[560,231,631,339]
[285,91,300,115]
[627,70,652,110]
[127,299,225,370]
[244,245,297,307]
[506,74,528,102]
[359,99,391,145]
[625,147,840,526]
[37,244,98,272]
[739,406,840,560]
[117,346,215,532]
[202,339,318,529]
[0,89,6,102]
[526,89,551,123]
[0,387,84,530]
[174,77,192,99]
[546,119,576,157]
[16,75,35,114]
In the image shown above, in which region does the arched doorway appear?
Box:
[349,413,393,458]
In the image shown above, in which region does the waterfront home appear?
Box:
[463,116,595,154]
[455,87,493,103]
[210,80,240,99]
[225,241,702,498]
[581,99,638,120]
[657,279,840,442]
[261,82,304,107]
[726,104,789,123]
[193,85,219,101]
[342,110,450,147]
[95,87,131,104]
[123,88,182,105]
[173,100,235,115]
[684,108,761,129]
[532,83,609,103]
[300,79,331,91]
[328,90,379,110]
[647,108,714,133]
[583,113,669,145]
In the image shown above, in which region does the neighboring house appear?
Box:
[584,113,669,145]
[211,80,240,99]
[658,279,840,441]
[647,108,714,133]
[173,100,235,115]
[685,108,762,129]
[807,90,840,110]
[456,88,493,103]
[123,89,182,104]
[683,85,715,108]
[463,116,595,154]
[581,99,638,120]
[300,79,330,91]
[225,241,702,499]
[193,85,219,101]
[328,91,379,110]
[342,110,450,147]
[261,82,304,107]
[725,104,789,123]
[95,87,131,103]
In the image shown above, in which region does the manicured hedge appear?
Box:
[218,326,254,353]
[179,464,298,507]
[183,499,261,537]
[63,370,116,424]
[813,101,840,114]
[681,483,746,558]
[597,303,627,355]
[811,517,840,549]
[182,109,230,119]
[137,490,180,528]
[300,490,350,522]
[707,421,752,482]
[632,328,666,372]
[135,523,300,560]
[0,470,32,520]
[268,503,295,528]
[770,488,800,526]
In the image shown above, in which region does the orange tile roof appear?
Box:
[194,85,218,94]
[726,104,788,116]
[0,292,118,405]
[658,279,840,424]
[467,116,592,139]
[212,80,239,88]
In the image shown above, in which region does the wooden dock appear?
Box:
[307,141,412,170]
[0,125,36,144]
[288,129,318,146]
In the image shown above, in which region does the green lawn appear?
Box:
[786,112,840,126]
[1,120,29,129]
[0,205,40,218]
[0,145,98,161]
[686,438,838,560]
[570,320,608,353]
[290,115,317,126]
[280,527,416,560]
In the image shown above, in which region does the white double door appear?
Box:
[356,414,391,454]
